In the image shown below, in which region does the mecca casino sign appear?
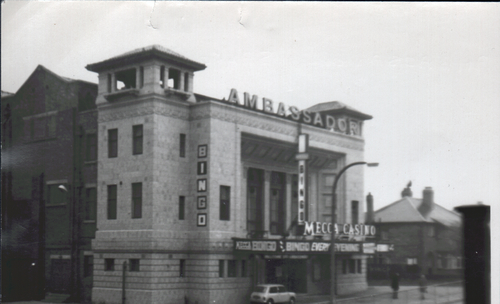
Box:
[303,221,376,238]
[223,89,363,136]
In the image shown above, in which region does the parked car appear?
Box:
[250,284,296,304]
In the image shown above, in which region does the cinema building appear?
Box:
[85,45,378,304]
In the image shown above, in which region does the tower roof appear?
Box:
[86,45,206,72]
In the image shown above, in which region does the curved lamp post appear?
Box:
[330,161,378,304]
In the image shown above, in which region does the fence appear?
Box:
[334,281,463,304]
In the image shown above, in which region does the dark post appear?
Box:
[122,261,128,304]
[454,204,490,304]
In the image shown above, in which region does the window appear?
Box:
[115,68,136,90]
[179,133,186,158]
[428,226,435,237]
[351,201,359,224]
[160,66,165,88]
[184,72,189,92]
[349,259,356,274]
[218,260,225,277]
[342,260,347,274]
[132,183,142,219]
[139,66,144,88]
[357,259,362,273]
[107,74,112,93]
[407,258,418,265]
[132,125,143,155]
[313,260,321,281]
[168,68,180,89]
[105,259,115,271]
[228,260,237,277]
[269,287,278,294]
[270,172,285,235]
[107,185,117,220]
[84,255,93,277]
[247,168,264,233]
[381,230,389,240]
[86,133,97,161]
[85,188,97,221]
[129,259,140,272]
[179,259,185,277]
[179,196,185,220]
[48,184,67,205]
[241,260,247,277]
[220,186,230,221]
[108,129,118,158]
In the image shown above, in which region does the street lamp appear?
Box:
[330,161,378,304]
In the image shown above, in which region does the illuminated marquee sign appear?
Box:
[303,221,376,237]
[224,89,363,136]
[296,134,309,225]
[233,238,392,254]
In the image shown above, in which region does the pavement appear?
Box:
[3,285,463,304]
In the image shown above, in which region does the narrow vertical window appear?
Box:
[105,259,115,271]
[86,133,97,161]
[349,259,356,273]
[241,260,247,277]
[179,259,185,277]
[132,125,143,155]
[218,260,225,277]
[270,172,285,235]
[139,66,144,88]
[107,74,112,93]
[351,200,359,225]
[357,259,362,274]
[179,196,185,220]
[108,129,118,158]
[220,186,230,221]
[129,259,140,272]
[228,260,236,277]
[107,185,117,220]
[184,72,189,92]
[132,183,142,219]
[342,259,347,274]
[179,133,186,158]
[84,255,94,277]
[85,188,97,221]
[160,66,165,88]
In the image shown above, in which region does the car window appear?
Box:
[269,287,278,293]
[278,286,286,293]
[254,286,266,293]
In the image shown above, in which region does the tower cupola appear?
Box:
[86,45,206,105]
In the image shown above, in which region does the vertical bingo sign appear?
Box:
[296,134,309,225]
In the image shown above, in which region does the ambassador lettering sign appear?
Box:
[224,89,363,136]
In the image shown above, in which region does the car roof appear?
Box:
[256,284,284,287]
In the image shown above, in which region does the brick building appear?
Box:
[367,184,462,279]
[1,65,98,302]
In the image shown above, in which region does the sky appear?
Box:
[2,2,499,212]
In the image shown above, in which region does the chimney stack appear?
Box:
[418,187,434,218]
[366,192,374,224]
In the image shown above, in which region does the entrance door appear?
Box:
[49,259,71,293]
[287,260,307,293]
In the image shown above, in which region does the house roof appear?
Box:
[374,196,461,227]
[86,45,206,72]
[306,101,372,120]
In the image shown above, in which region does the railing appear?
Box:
[335,281,463,304]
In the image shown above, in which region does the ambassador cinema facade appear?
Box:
[87,45,379,304]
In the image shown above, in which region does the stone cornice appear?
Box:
[98,95,189,123]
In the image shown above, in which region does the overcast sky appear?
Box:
[2,2,499,213]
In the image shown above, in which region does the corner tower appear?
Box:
[86,46,206,304]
